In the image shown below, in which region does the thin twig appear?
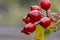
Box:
[46,10,49,17]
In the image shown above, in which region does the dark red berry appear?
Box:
[21,28,31,35]
[25,22,36,32]
[40,0,51,10]
[30,10,41,22]
[40,17,51,28]
[30,5,40,11]
[23,17,34,24]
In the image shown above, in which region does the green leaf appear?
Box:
[56,22,60,29]
[44,28,51,37]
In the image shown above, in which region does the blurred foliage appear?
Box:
[50,0,60,13]
[0,0,60,25]
[48,22,56,32]
[56,22,60,28]
[19,0,39,7]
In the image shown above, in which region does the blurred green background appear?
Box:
[0,0,60,25]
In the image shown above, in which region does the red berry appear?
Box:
[40,17,51,28]
[30,10,41,22]
[23,17,34,24]
[30,5,40,11]
[21,28,31,35]
[25,22,36,32]
[40,0,51,10]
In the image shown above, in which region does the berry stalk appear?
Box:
[46,10,49,17]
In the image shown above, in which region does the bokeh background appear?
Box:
[0,0,60,40]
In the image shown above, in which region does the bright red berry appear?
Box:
[30,10,41,22]
[40,0,51,10]
[21,28,31,35]
[23,17,34,24]
[39,17,51,28]
[25,22,36,32]
[30,5,40,11]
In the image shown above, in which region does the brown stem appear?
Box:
[46,10,49,17]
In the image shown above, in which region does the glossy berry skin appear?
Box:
[23,17,34,24]
[21,28,31,35]
[25,22,36,32]
[30,10,41,22]
[40,0,51,10]
[30,5,40,11]
[40,17,51,28]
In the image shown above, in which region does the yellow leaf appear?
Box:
[48,22,56,32]
[35,24,45,40]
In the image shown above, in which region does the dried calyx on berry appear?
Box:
[23,13,34,24]
[26,13,30,18]
[39,17,51,28]
[21,28,31,35]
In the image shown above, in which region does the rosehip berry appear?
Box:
[21,28,31,35]
[25,22,36,32]
[23,17,34,24]
[40,0,51,10]
[39,17,51,28]
[30,10,41,22]
[30,5,40,11]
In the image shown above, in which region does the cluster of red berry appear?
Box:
[21,0,51,35]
